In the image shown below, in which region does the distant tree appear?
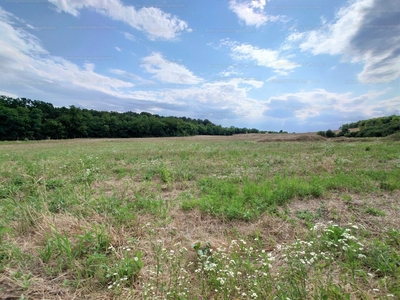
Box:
[42,119,65,139]
[0,95,270,140]
[326,129,336,138]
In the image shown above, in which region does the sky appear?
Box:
[0,0,399,132]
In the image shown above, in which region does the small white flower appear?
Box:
[134,257,139,261]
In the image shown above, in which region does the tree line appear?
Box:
[0,96,261,141]
[317,115,400,138]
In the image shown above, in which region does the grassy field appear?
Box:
[0,134,399,299]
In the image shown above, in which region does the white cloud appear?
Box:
[141,52,203,85]
[128,78,267,119]
[265,88,392,121]
[123,32,135,41]
[0,8,134,100]
[109,69,154,86]
[115,46,121,52]
[370,95,400,115]
[219,66,242,77]
[0,90,18,98]
[288,0,400,83]
[48,0,191,40]
[231,77,264,89]
[222,40,299,72]
[229,0,284,27]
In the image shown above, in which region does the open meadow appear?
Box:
[0,134,399,299]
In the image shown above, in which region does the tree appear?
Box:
[326,129,336,138]
[43,119,65,139]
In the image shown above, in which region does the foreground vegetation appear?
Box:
[0,135,399,299]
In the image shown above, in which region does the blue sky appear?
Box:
[0,0,399,132]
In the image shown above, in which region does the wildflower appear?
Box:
[134,257,139,261]
[358,254,366,259]
[251,292,258,298]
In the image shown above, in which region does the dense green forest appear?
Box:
[0,96,260,140]
[318,115,400,138]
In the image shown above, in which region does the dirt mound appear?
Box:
[258,134,326,142]
[294,135,327,141]
[384,131,400,141]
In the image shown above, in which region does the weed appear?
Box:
[159,163,173,184]
[365,207,386,216]
[295,210,318,223]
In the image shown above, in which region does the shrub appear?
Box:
[325,129,336,138]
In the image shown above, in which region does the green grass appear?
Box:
[0,136,399,299]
